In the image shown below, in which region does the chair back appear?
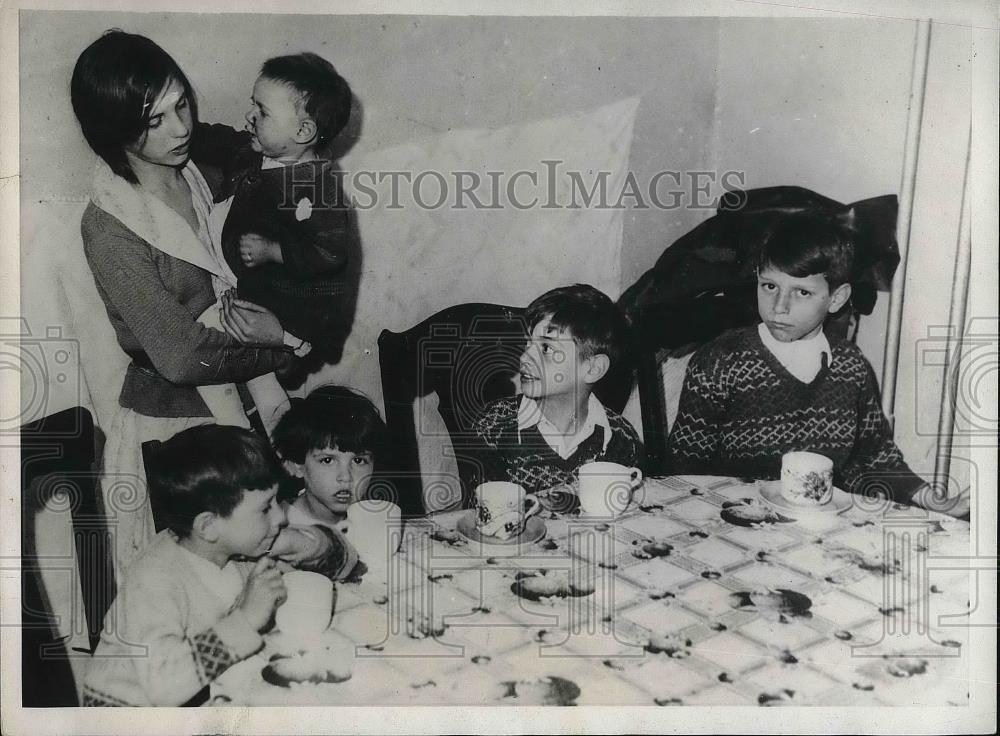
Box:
[379,302,635,514]
[631,285,759,475]
[21,407,113,706]
[378,304,527,515]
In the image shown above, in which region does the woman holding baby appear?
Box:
[70,30,294,577]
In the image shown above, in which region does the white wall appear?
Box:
[18,11,988,480]
[710,17,917,381]
[20,11,720,424]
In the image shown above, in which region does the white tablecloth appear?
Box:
[213,475,971,706]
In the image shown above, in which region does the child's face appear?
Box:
[296,446,374,516]
[212,484,285,559]
[519,317,589,401]
[756,265,849,342]
[245,76,309,158]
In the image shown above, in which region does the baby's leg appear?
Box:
[245,373,291,437]
[195,303,251,428]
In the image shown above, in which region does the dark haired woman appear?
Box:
[71,30,295,577]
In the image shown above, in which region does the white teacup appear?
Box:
[577,462,643,518]
[341,500,403,569]
[474,481,541,539]
[275,570,333,640]
[780,451,834,505]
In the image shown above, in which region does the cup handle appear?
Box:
[524,494,542,519]
[629,468,644,489]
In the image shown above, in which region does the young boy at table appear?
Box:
[471,284,643,499]
[82,425,356,707]
[192,52,357,431]
[668,215,969,518]
[272,385,386,562]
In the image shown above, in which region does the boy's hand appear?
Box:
[239,233,284,267]
[268,526,330,565]
[237,557,287,631]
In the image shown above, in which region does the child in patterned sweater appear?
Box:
[82,425,356,707]
[668,215,969,518]
[472,285,642,504]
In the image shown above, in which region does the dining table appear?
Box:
[211,475,971,707]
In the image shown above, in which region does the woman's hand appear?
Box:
[219,290,284,346]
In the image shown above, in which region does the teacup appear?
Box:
[474,481,541,539]
[275,570,333,641]
[341,500,403,570]
[780,451,834,505]
[577,462,643,518]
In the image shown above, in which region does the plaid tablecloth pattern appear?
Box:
[213,476,971,706]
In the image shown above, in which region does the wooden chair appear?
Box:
[378,303,633,515]
[630,284,760,476]
[21,407,114,706]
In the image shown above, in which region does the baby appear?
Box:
[195,52,355,434]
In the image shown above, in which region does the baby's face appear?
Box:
[299,445,374,516]
[245,75,308,159]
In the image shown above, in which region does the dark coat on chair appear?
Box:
[619,186,900,323]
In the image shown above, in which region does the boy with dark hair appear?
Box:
[668,215,969,517]
[472,284,642,498]
[82,425,355,707]
[272,384,388,530]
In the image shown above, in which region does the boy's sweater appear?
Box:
[82,527,352,706]
[668,325,925,502]
[472,395,643,496]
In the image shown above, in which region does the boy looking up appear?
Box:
[472,284,642,499]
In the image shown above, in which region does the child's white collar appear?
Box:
[757,322,832,383]
[261,155,318,170]
[516,393,612,459]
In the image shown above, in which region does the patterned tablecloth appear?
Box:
[213,476,971,706]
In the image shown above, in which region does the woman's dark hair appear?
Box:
[71,29,198,183]
[145,424,285,538]
[271,385,387,464]
[260,52,352,148]
[753,214,856,288]
[525,283,628,368]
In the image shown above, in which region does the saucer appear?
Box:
[455,511,546,547]
[760,481,852,517]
